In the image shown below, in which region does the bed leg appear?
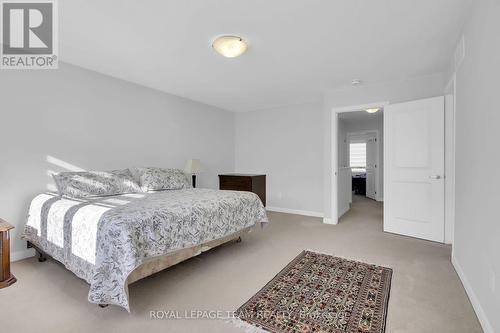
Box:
[236,236,242,243]
[36,250,47,262]
[28,242,47,262]
[98,304,109,308]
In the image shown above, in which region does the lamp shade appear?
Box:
[184,159,205,174]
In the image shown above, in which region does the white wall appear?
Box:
[0,63,235,258]
[452,1,500,331]
[337,118,348,169]
[323,73,445,220]
[234,102,324,215]
[235,75,444,219]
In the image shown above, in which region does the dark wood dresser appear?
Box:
[0,218,16,289]
[219,174,266,206]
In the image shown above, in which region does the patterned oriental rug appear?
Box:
[234,251,392,333]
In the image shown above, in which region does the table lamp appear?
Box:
[184,159,205,188]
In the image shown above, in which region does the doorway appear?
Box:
[337,110,383,219]
[348,132,378,200]
[329,97,453,244]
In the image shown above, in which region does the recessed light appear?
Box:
[351,79,362,86]
[212,36,248,58]
[365,108,380,114]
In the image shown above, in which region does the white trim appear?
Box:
[266,206,323,218]
[331,112,339,224]
[444,74,455,96]
[323,217,334,225]
[330,101,389,224]
[11,248,35,262]
[452,254,494,333]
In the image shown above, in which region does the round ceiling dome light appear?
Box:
[365,108,381,114]
[212,36,248,58]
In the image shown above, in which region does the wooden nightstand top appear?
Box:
[0,218,14,232]
[219,173,265,177]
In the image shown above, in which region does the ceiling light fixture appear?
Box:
[365,108,380,114]
[212,36,248,58]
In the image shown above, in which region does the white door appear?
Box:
[366,136,377,200]
[384,96,445,242]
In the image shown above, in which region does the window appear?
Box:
[350,142,366,169]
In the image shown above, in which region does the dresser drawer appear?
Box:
[218,174,266,206]
[219,176,251,189]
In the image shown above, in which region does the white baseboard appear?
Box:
[11,248,35,262]
[452,254,494,333]
[323,217,338,225]
[266,206,323,218]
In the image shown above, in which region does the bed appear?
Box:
[22,183,268,311]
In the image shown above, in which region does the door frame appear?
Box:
[329,101,388,224]
[346,130,381,201]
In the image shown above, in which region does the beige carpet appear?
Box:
[2,196,482,333]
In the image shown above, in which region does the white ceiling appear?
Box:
[60,0,473,112]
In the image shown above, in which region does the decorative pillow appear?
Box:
[53,169,142,199]
[130,167,192,191]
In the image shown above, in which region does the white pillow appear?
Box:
[53,169,141,199]
[130,167,192,191]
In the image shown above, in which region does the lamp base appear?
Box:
[192,174,196,188]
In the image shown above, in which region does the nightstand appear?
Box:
[0,219,16,289]
[219,174,266,206]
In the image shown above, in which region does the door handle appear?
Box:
[429,175,441,180]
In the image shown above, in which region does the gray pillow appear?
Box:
[130,167,192,191]
[53,169,142,199]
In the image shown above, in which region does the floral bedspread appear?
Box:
[22,188,268,311]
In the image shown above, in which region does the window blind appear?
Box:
[350,142,366,168]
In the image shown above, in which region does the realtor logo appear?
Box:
[1,0,58,69]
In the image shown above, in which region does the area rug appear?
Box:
[234,250,392,333]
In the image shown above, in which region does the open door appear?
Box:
[366,136,377,200]
[384,96,445,242]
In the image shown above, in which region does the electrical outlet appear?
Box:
[489,270,496,293]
